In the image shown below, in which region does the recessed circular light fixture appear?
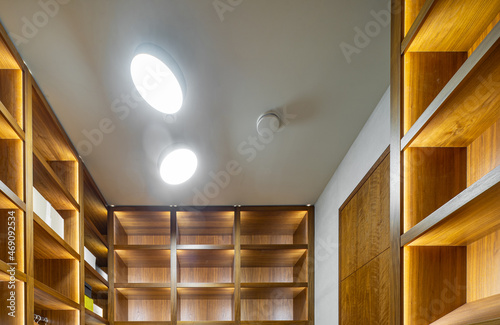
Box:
[131,43,186,114]
[159,147,198,185]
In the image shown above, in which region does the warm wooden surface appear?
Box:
[34,259,79,303]
[0,101,23,139]
[404,0,429,35]
[0,209,24,272]
[240,209,307,244]
[467,230,500,302]
[403,148,466,231]
[406,0,500,52]
[178,287,234,322]
[0,280,24,325]
[84,168,108,235]
[402,165,500,246]
[341,249,390,325]
[33,214,79,260]
[241,287,307,321]
[403,52,467,134]
[114,211,170,245]
[85,308,109,325]
[404,29,500,148]
[469,13,500,56]
[34,280,80,310]
[33,151,79,211]
[85,217,108,267]
[430,293,500,325]
[177,210,234,245]
[468,120,500,186]
[404,247,467,325]
[116,288,171,322]
[0,139,24,199]
[0,69,23,130]
[340,155,390,280]
[85,261,109,292]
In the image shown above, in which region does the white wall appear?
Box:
[314,87,390,324]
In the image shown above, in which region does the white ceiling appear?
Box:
[0,0,389,206]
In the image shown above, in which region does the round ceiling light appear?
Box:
[131,44,185,114]
[159,148,198,185]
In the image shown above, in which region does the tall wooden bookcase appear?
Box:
[109,206,314,325]
[391,1,500,324]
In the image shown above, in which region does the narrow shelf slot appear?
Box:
[404,0,500,52]
[0,209,24,273]
[402,23,500,149]
[177,249,234,284]
[241,209,308,245]
[34,213,79,260]
[34,280,80,311]
[0,138,23,203]
[241,287,308,322]
[177,287,234,322]
[115,287,171,322]
[114,210,170,245]
[34,258,80,305]
[84,169,108,236]
[84,218,108,268]
[402,166,500,246]
[0,277,24,324]
[85,308,109,325]
[115,249,170,284]
[177,210,234,245]
[241,249,307,284]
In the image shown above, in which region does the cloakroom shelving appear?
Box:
[391,0,500,324]
[109,206,314,324]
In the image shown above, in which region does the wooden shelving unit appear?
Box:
[110,206,314,324]
[83,168,109,325]
[392,1,500,324]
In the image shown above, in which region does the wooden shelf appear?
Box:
[241,248,307,267]
[34,214,79,260]
[430,293,500,325]
[402,166,500,246]
[115,287,171,322]
[0,100,23,140]
[178,322,233,325]
[177,210,234,245]
[177,249,234,267]
[0,179,25,210]
[85,308,109,325]
[116,287,171,298]
[34,280,80,311]
[115,245,171,250]
[0,259,26,282]
[177,283,234,288]
[177,287,234,322]
[402,23,500,149]
[115,248,171,284]
[114,210,170,245]
[85,262,109,291]
[85,218,109,267]
[403,0,500,52]
[115,322,171,325]
[32,86,78,161]
[177,244,234,250]
[241,209,308,245]
[115,283,171,289]
[84,167,108,235]
[34,150,79,211]
[241,282,308,288]
[241,322,308,325]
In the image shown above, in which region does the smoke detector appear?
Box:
[256,109,283,136]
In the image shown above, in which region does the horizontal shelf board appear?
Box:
[241,287,307,299]
[430,293,500,325]
[241,283,308,288]
[241,249,307,267]
[34,280,80,310]
[0,100,24,140]
[84,220,108,267]
[177,283,234,288]
[177,245,234,250]
[405,0,500,52]
[115,248,170,267]
[85,309,109,325]
[177,249,234,267]
[114,210,170,236]
[0,179,25,210]
[177,210,234,235]
[34,214,80,259]
[115,283,171,288]
[241,322,308,325]
[402,166,500,246]
[177,287,234,298]
[114,245,171,250]
[85,262,109,291]
[116,287,171,299]
[34,150,79,211]
[401,0,435,53]
[0,259,26,282]
[85,217,108,249]
[241,244,308,250]
[402,22,500,149]
[241,209,308,235]
[178,322,234,325]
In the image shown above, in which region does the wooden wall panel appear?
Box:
[468,120,500,186]
[340,249,391,324]
[467,229,500,302]
[340,153,390,324]
[403,52,467,134]
[404,247,467,325]
[404,148,467,231]
[340,155,390,280]
[0,69,23,128]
